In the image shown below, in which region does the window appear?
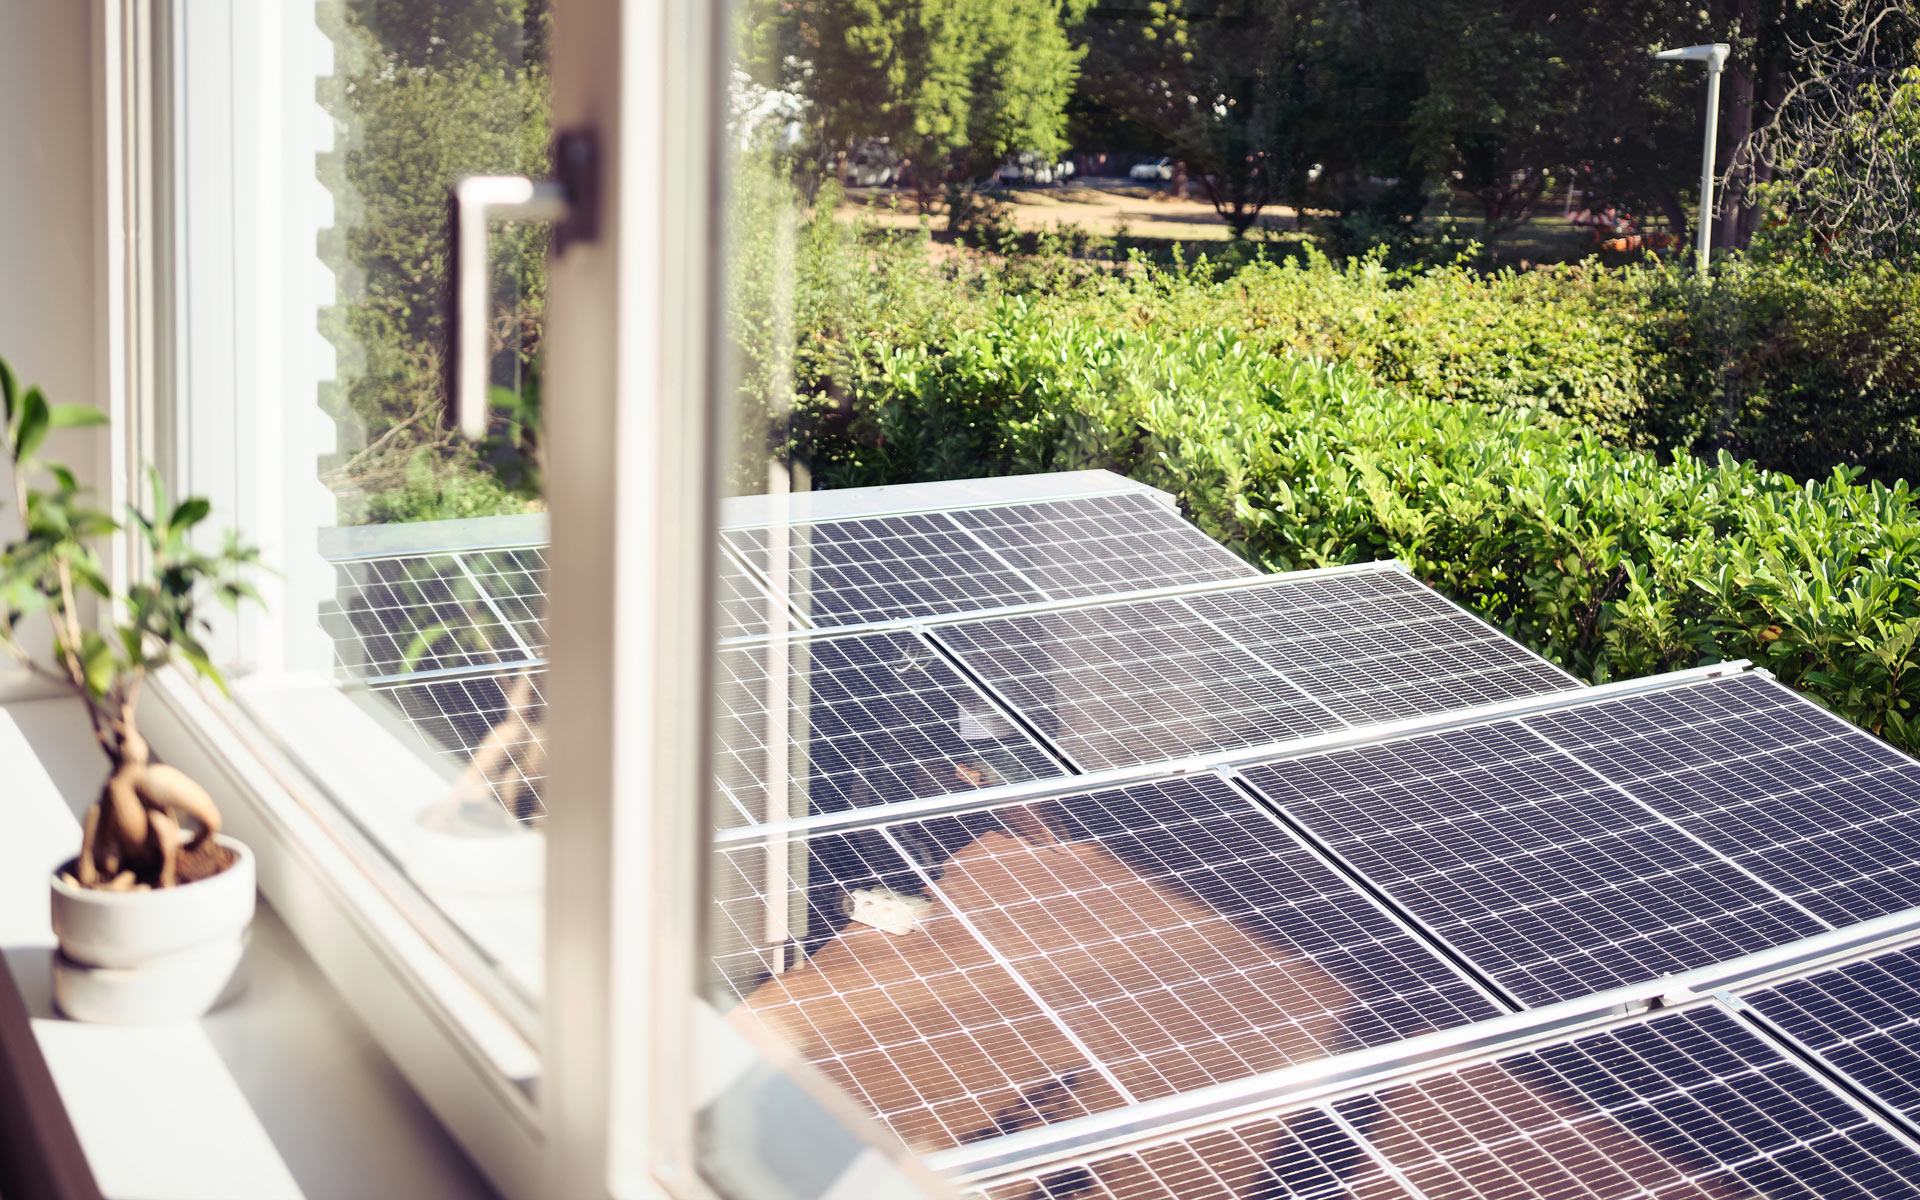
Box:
[130,2,1920,1199]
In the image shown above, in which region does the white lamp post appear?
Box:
[1654,42,1731,278]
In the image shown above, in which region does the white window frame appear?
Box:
[94,0,946,1198]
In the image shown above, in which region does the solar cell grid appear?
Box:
[1241,721,1830,1007]
[713,828,1130,1152]
[1529,674,1920,930]
[969,1006,1920,1200]
[886,777,1500,1104]
[377,669,547,820]
[948,492,1258,601]
[936,578,1575,773]
[323,551,543,678]
[724,512,1044,627]
[715,546,782,639]
[933,595,1345,771]
[1744,942,1920,1130]
[1181,585,1577,726]
[710,630,1067,829]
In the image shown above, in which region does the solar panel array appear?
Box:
[318,474,1920,1197]
[971,1006,1920,1200]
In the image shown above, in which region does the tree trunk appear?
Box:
[1717,61,1755,249]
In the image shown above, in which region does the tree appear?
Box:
[765,0,1088,203]
[1076,0,1332,237]
[1747,0,1920,263]
[315,0,551,522]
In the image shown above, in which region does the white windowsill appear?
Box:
[0,696,499,1200]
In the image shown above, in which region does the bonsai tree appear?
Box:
[0,356,260,891]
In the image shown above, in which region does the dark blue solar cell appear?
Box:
[1747,943,1920,1129]
[1528,675,1920,928]
[1242,718,1831,1006]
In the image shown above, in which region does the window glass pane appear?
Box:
[166,0,556,1027]
[305,0,552,1005]
[691,4,1879,1198]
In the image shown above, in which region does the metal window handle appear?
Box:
[445,130,599,440]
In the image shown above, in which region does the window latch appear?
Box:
[444,129,599,440]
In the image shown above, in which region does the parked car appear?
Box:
[847,139,901,187]
[997,150,1075,185]
[1129,156,1175,181]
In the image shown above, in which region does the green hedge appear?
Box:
[807,300,1920,753]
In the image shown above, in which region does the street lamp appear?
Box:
[1654,42,1731,278]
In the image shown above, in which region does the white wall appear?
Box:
[0,1,108,680]
[0,0,105,528]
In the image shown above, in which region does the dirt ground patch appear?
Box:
[841,178,1301,242]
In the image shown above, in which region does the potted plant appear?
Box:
[0,356,263,1024]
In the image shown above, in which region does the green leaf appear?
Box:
[399,620,456,673]
[176,640,230,699]
[168,497,212,534]
[14,388,48,463]
[46,404,108,430]
[78,631,114,697]
[0,357,15,425]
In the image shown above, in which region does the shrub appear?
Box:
[805,298,1920,753]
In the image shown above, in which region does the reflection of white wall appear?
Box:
[172,0,338,679]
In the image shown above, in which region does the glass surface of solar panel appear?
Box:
[715,545,781,639]
[711,630,1067,828]
[934,593,1346,770]
[376,669,547,821]
[934,574,1573,771]
[712,827,1131,1152]
[887,777,1500,1103]
[1528,673,1920,928]
[1182,583,1576,725]
[970,1005,1920,1200]
[322,550,545,678]
[947,492,1258,600]
[724,513,1044,627]
[1241,721,1829,1007]
[714,776,1498,1156]
[1744,942,1920,1128]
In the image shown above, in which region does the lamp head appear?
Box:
[1655,43,1731,68]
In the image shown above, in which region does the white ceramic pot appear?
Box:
[48,835,255,1024]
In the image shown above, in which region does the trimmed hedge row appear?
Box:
[807,301,1920,752]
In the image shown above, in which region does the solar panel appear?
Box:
[1529,673,1920,929]
[715,775,1498,1154]
[716,545,783,639]
[711,630,1067,829]
[969,1005,1920,1199]
[322,551,544,679]
[713,827,1133,1152]
[933,574,1573,772]
[886,777,1501,1102]
[724,513,1044,628]
[947,492,1257,601]
[933,593,1343,771]
[376,669,547,821]
[1241,720,1828,1007]
[1744,941,1920,1129]
[1181,584,1576,725]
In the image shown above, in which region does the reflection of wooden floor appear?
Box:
[740,827,1773,1198]
[738,827,1352,1153]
